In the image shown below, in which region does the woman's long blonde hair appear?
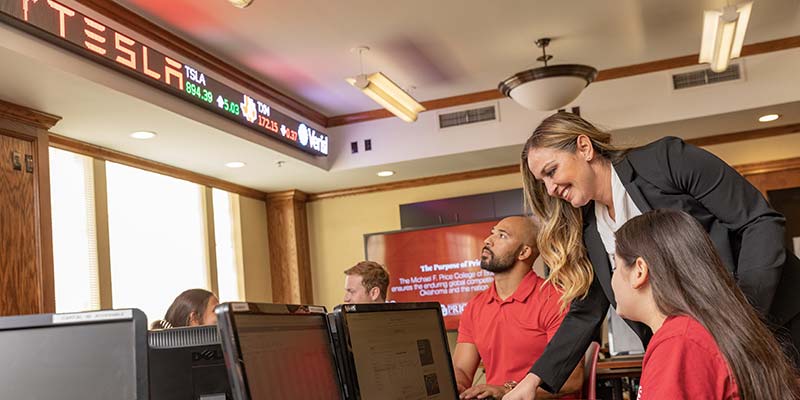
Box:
[521,112,626,308]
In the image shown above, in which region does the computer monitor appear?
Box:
[330,302,458,400]
[148,325,232,399]
[0,309,148,400]
[216,302,342,400]
[606,307,645,356]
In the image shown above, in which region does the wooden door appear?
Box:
[0,133,41,315]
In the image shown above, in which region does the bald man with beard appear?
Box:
[453,216,584,400]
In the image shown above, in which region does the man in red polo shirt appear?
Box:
[453,216,583,399]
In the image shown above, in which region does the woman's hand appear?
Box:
[502,373,541,400]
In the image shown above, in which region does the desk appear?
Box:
[596,356,643,400]
[597,356,643,371]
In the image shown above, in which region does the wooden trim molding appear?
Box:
[91,159,114,310]
[307,165,519,201]
[686,123,800,147]
[266,189,309,202]
[0,99,61,130]
[73,0,327,127]
[328,35,800,127]
[735,157,800,176]
[48,134,268,200]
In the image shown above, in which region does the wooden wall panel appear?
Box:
[266,190,313,304]
[0,99,60,315]
[0,135,41,315]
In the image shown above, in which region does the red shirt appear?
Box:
[458,271,574,397]
[638,315,739,400]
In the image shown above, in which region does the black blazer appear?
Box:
[530,136,800,392]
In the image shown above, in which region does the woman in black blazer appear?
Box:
[504,112,800,400]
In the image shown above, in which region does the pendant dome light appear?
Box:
[499,38,597,111]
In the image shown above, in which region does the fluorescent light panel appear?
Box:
[347,72,426,122]
[699,2,752,73]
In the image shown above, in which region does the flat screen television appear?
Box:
[365,219,499,330]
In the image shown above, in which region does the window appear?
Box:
[213,188,243,302]
[49,148,100,313]
[105,162,209,322]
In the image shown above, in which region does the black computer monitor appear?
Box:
[0,308,148,399]
[148,325,232,400]
[330,302,459,400]
[216,302,342,400]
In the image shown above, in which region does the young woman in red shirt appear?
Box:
[611,209,798,400]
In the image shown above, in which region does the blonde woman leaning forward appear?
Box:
[503,112,800,400]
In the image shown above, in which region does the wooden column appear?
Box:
[0,99,60,315]
[266,190,313,304]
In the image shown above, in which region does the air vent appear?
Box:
[148,325,221,348]
[438,105,497,129]
[672,64,742,90]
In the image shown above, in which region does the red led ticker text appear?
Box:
[22,0,183,90]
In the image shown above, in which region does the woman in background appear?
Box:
[611,209,798,399]
[150,288,219,329]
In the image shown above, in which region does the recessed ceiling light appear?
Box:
[129,131,156,139]
[758,114,780,123]
[225,161,246,169]
[377,170,395,177]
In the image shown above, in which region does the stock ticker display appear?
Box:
[1,0,328,156]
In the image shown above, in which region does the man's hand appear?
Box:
[459,384,507,399]
[502,373,540,400]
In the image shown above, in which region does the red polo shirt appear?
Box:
[458,270,573,396]
[638,315,739,400]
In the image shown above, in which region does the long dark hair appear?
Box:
[615,209,799,400]
[160,288,216,328]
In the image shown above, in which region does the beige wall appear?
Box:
[307,173,522,311]
[305,135,800,312]
[237,195,272,302]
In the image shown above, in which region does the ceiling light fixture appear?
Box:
[699,1,753,73]
[129,131,156,140]
[225,161,246,168]
[499,38,597,111]
[758,114,780,123]
[376,170,395,177]
[228,0,254,8]
[346,46,425,123]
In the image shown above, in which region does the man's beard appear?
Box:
[480,244,523,273]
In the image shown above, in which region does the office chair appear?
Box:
[582,341,601,400]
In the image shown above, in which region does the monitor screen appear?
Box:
[365,220,498,330]
[232,313,340,400]
[344,307,457,400]
[0,309,147,400]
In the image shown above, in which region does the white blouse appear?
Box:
[594,165,643,268]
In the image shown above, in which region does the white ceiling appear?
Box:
[114,0,800,115]
[0,1,798,194]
